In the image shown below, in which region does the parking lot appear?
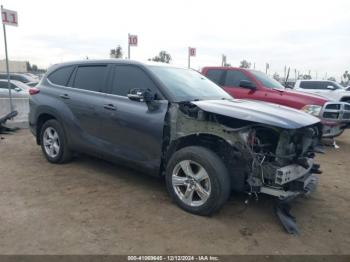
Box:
[0,129,349,255]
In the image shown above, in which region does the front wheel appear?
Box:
[165,146,231,216]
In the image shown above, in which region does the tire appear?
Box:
[165,146,231,216]
[40,119,72,164]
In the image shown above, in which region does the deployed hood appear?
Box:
[191,99,320,129]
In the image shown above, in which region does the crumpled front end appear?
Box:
[165,101,323,234]
[237,124,322,201]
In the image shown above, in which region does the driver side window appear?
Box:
[224,70,250,87]
[111,65,160,98]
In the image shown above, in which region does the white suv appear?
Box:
[294,80,350,103]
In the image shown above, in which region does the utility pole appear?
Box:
[221,54,226,66]
[265,63,269,75]
[1,5,18,113]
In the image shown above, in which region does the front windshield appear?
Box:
[149,66,233,101]
[250,70,285,90]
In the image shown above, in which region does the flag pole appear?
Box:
[1,5,14,112]
[188,47,190,68]
[128,33,130,59]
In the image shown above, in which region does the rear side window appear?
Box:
[73,65,107,92]
[111,65,159,97]
[48,66,74,86]
[206,69,224,85]
[299,81,326,89]
[224,70,250,87]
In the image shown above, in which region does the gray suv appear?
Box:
[29,60,322,227]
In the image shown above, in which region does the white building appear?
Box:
[0,60,28,73]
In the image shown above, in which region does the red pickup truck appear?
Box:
[202,67,350,138]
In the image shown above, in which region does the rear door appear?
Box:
[100,64,168,172]
[55,64,112,150]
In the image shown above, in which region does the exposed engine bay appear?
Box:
[238,125,321,200]
[164,100,323,234]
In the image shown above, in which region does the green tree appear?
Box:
[273,72,280,81]
[341,70,350,86]
[149,51,172,64]
[302,74,312,80]
[110,45,123,58]
[26,62,32,71]
[239,59,251,69]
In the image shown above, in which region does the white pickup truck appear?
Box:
[294,80,350,103]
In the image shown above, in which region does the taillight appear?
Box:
[29,87,40,95]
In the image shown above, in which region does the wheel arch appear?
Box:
[162,133,247,192]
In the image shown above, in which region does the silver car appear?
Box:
[0,79,30,98]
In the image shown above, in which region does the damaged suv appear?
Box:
[29,60,322,225]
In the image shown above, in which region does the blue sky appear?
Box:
[1,0,349,80]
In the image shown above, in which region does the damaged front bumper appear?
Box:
[260,163,319,202]
[261,172,319,235]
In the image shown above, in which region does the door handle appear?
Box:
[103,104,117,111]
[60,94,70,99]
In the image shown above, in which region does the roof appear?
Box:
[50,59,187,70]
[45,59,190,76]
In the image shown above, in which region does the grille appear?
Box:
[322,102,350,122]
[323,112,339,119]
[343,113,350,120]
[325,104,340,110]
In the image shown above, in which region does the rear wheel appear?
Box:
[166,146,231,216]
[40,119,72,163]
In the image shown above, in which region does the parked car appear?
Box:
[0,79,30,98]
[29,60,322,225]
[294,80,350,103]
[202,67,350,138]
[0,73,39,87]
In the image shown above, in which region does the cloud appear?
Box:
[0,0,349,79]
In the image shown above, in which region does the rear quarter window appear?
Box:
[48,66,75,86]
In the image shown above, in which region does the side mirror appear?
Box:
[239,80,256,90]
[14,87,22,92]
[326,85,335,90]
[127,88,154,102]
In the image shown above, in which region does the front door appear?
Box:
[98,65,168,172]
